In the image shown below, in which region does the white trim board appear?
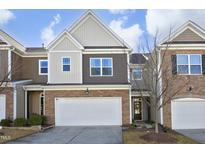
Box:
[23,84,131,91]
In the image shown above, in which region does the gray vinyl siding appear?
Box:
[0,50,8,81]
[83,54,128,84]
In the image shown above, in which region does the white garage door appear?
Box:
[0,95,6,121]
[172,98,205,129]
[55,97,122,126]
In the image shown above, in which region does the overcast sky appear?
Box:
[1,9,205,50]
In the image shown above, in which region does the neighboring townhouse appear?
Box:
[159,20,205,129]
[0,10,132,126]
[130,53,152,122]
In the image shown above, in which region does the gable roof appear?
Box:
[46,30,84,50]
[161,20,205,45]
[68,10,131,49]
[0,29,26,51]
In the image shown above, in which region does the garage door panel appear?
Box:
[55,97,122,126]
[172,99,205,129]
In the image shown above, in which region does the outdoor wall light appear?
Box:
[188,86,192,92]
[85,88,89,95]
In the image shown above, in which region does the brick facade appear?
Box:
[1,87,13,120]
[162,50,205,128]
[44,89,130,125]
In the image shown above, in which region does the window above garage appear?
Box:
[90,58,113,77]
[177,54,202,75]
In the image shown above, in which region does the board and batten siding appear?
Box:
[48,51,82,84]
[70,16,122,47]
[50,35,80,51]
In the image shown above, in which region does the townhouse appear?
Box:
[1,10,205,130]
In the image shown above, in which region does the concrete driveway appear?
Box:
[8,126,122,144]
[176,129,205,143]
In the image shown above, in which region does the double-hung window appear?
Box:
[62,57,71,72]
[39,60,48,75]
[132,68,142,80]
[90,58,113,76]
[177,54,202,75]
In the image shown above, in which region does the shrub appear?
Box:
[41,115,47,125]
[13,118,27,127]
[0,119,12,127]
[28,114,42,126]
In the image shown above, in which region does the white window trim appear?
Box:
[132,68,142,80]
[90,57,113,77]
[177,54,202,75]
[39,59,48,75]
[61,57,71,72]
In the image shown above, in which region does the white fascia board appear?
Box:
[0,29,26,52]
[159,45,205,50]
[82,50,130,55]
[23,84,131,91]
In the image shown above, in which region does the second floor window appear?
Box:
[90,58,113,76]
[177,54,202,75]
[62,57,71,72]
[132,68,142,80]
[39,60,48,75]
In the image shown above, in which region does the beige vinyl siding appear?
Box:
[173,28,204,41]
[51,35,80,51]
[71,16,121,47]
[48,51,82,84]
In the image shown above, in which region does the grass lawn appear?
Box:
[0,128,37,143]
[123,128,199,144]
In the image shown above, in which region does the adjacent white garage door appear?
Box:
[0,95,6,121]
[55,97,122,126]
[171,98,205,129]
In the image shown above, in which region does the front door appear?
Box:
[134,98,142,120]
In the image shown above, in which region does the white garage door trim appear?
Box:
[55,97,122,126]
[0,94,6,121]
[171,98,205,129]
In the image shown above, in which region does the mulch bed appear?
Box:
[140,132,177,143]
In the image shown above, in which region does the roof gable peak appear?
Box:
[161,20,205,44]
